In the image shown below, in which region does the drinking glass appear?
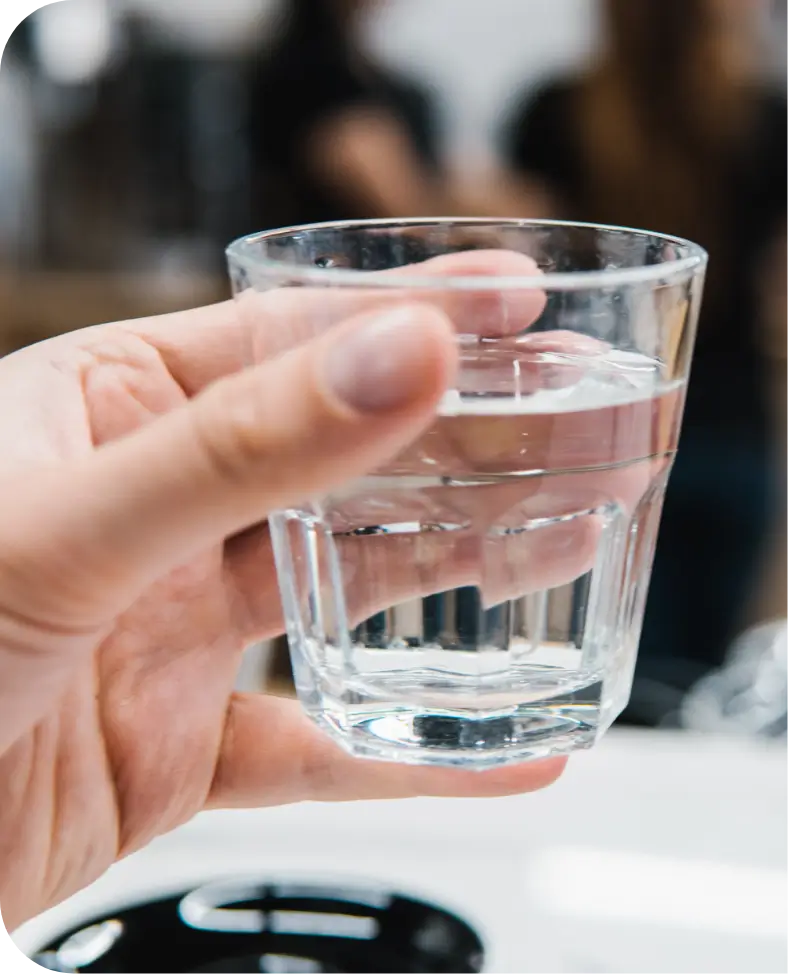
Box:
[226,219,707,768]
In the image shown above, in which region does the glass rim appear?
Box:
[226,217,708,292]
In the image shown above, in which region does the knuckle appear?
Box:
[191,376,277,486]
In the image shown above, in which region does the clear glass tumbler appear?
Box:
[226,219,707,768]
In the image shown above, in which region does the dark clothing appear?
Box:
[630,426,778,721]
[249,19,442,230]
[501,80,787,717]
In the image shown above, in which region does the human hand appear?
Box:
[0,251,565,931]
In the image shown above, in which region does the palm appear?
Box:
[0,320,279,923]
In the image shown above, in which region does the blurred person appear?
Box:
[498,0,787,724]
[249,0,457,227]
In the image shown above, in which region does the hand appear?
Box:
[0,252,564,931]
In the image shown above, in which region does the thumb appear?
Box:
[0,303,457,630]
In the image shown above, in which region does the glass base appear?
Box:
[314,700,602,769]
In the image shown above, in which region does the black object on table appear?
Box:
[31,879,484,973]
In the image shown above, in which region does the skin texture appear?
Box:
[0,251,567,932]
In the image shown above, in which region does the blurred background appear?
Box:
[0,0,786,735]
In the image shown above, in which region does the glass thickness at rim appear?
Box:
[226,217,708,291]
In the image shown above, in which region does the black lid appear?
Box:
[32,878,485,973]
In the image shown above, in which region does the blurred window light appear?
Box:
[32,0,114,86]
[526,846,787,938]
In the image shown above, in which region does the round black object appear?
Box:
[31,879,485,973]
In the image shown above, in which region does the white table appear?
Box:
[14,728,787,973]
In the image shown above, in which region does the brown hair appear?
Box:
[575,0,756,254]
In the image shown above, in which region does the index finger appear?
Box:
[123,250,547,395]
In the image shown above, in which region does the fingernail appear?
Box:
[325,307,448,413]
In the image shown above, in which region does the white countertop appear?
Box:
[14,728,787,973]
